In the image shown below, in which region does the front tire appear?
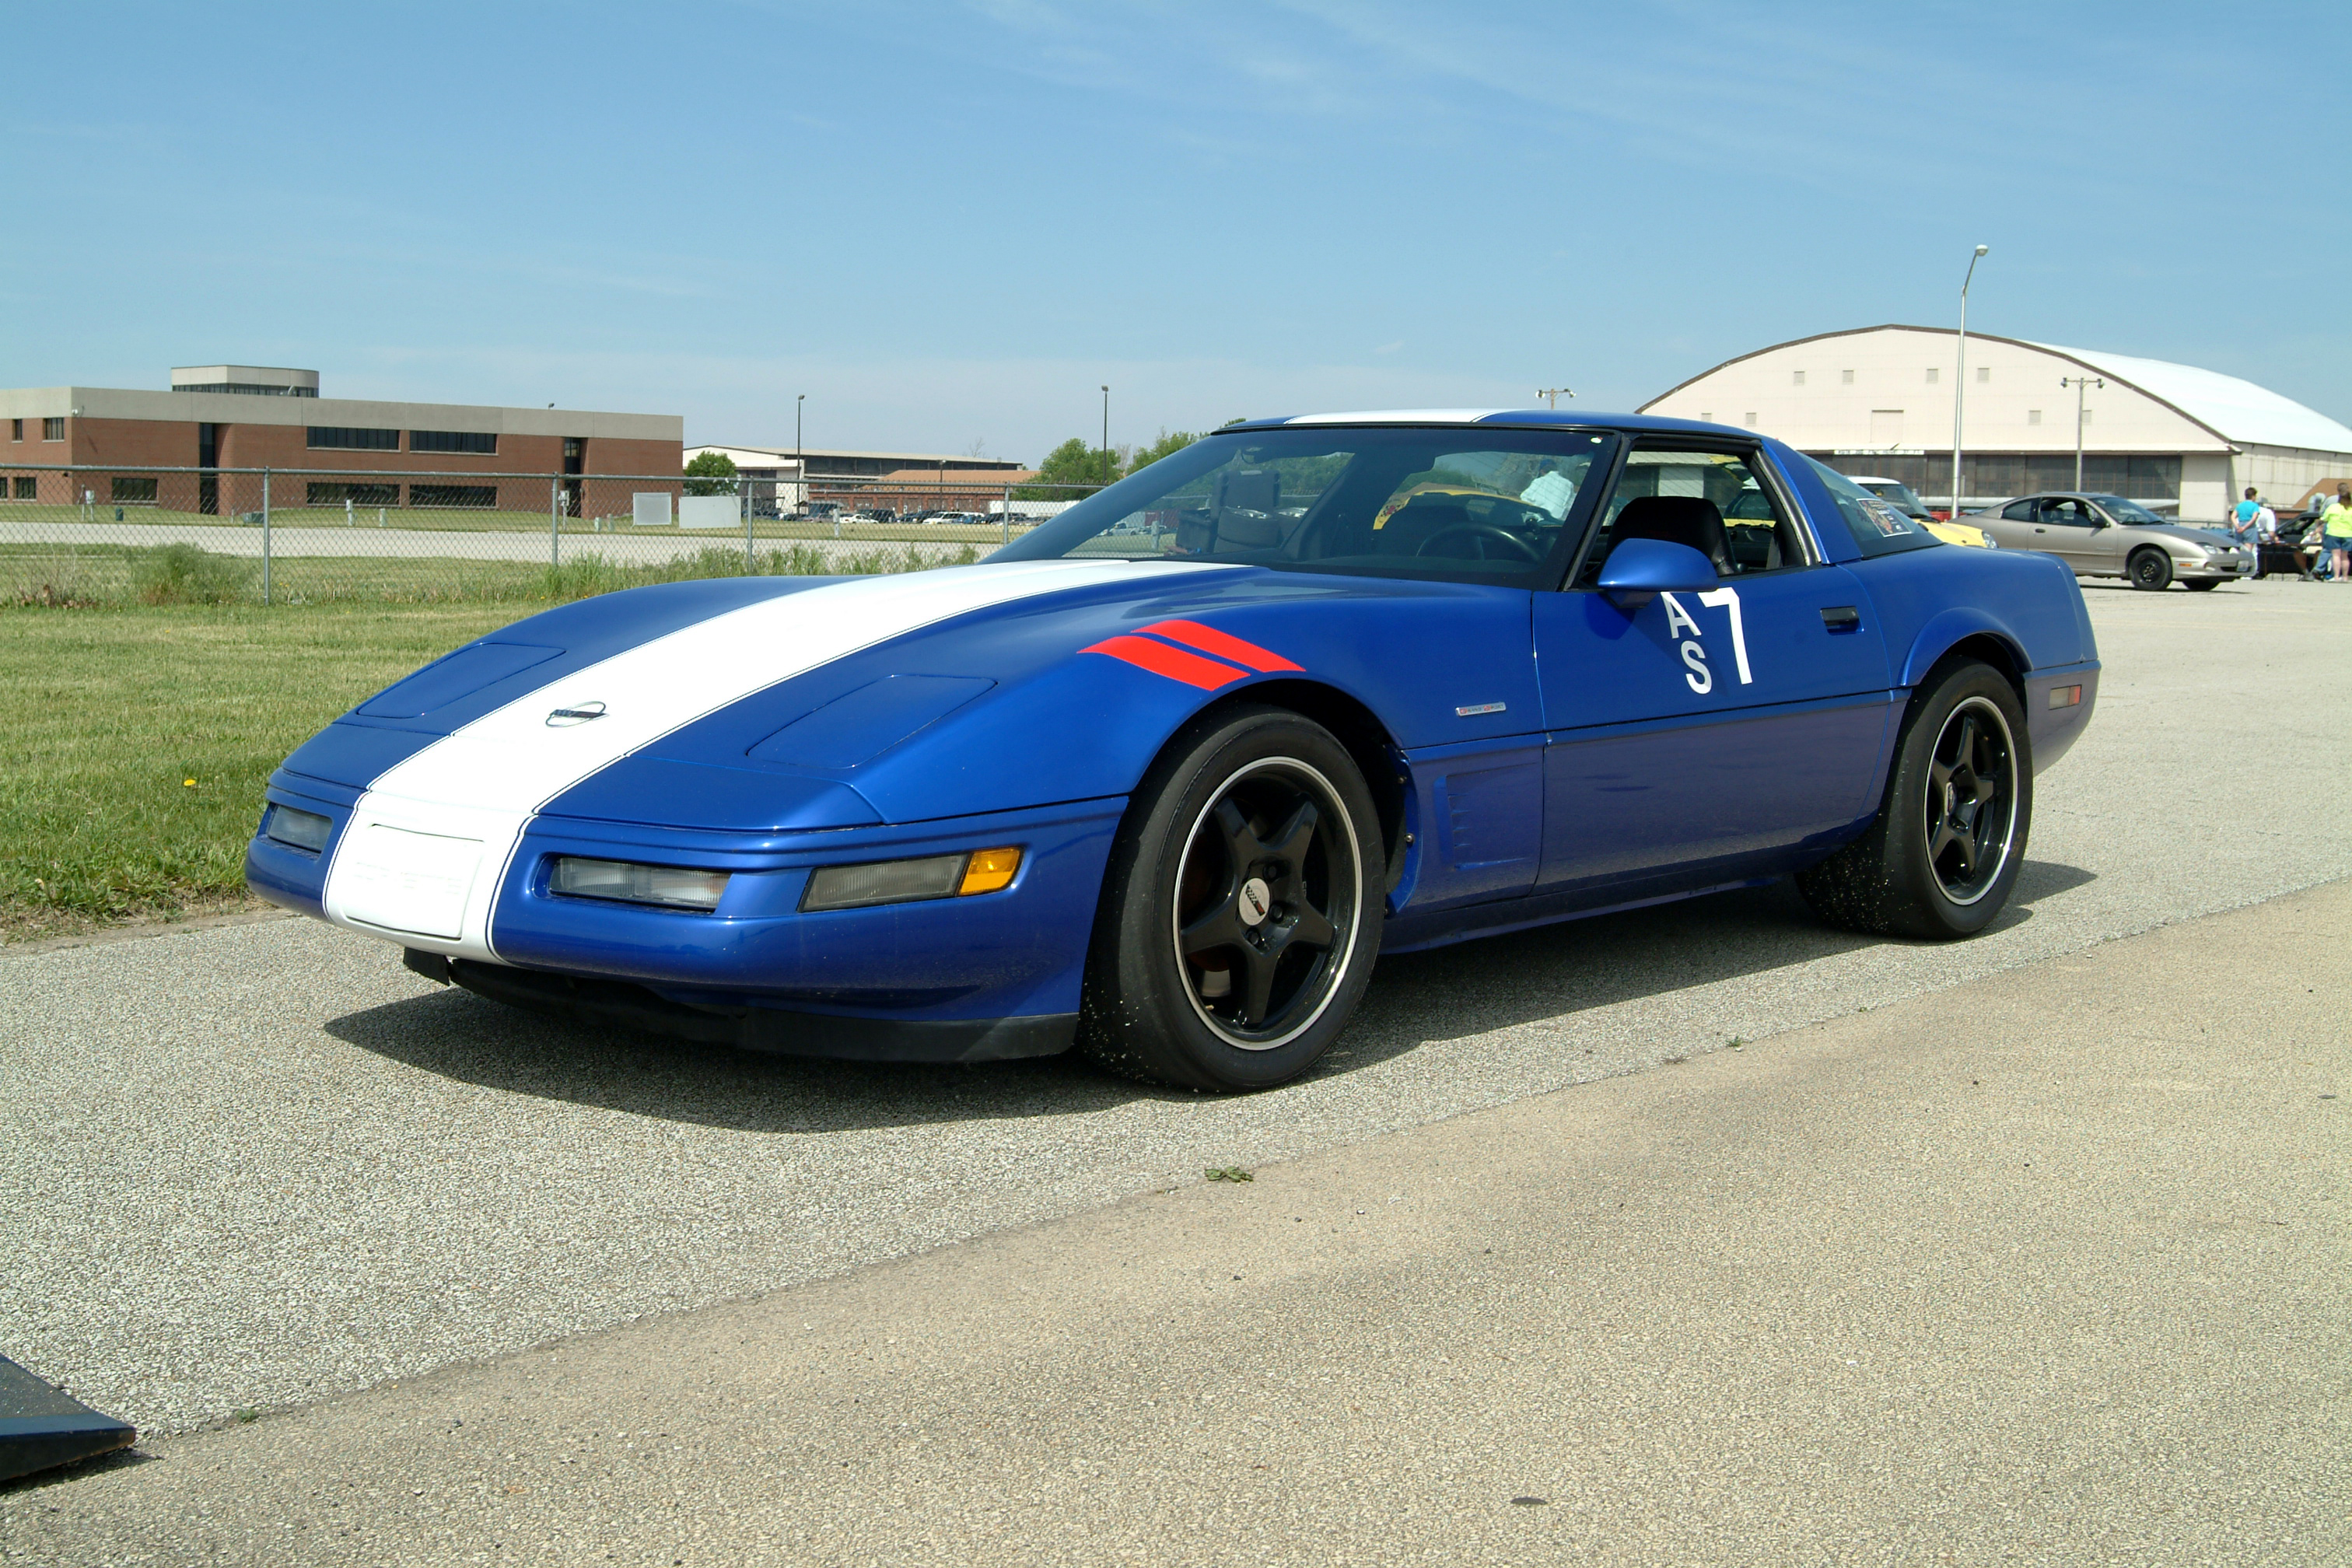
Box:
[1079,705,1384,1092]
[2128,548,2173,590]
[1797,660,2031,940]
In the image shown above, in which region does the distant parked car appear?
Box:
[1847,477,1994,549]
[1970,492,2250,590]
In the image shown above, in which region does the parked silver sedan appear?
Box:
[1970,492,2252,591]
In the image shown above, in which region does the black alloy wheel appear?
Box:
[1796,660,2032,940]
[1080,706,1383,1091]
[1921,695,2018,908]
[2128,548,2173,590]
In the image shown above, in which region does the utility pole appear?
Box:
[1100,385,1111,487]
[1951,243,1990,518]
[1537,387,1575,409]
[796,394,806,517]
[2060,375,2104,492]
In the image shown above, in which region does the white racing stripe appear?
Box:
[323,559,1226,961]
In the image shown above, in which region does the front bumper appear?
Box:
[2175,551,2254,579]
[249,784,1129,1054]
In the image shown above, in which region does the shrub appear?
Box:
[134,544,255,605]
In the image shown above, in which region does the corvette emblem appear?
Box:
[544,701,607,727]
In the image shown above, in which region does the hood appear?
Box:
[2139,524,2236,547]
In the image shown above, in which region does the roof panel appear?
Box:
[2029,343,2352,453]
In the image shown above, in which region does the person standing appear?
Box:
[2324,484,2352,582]
[2230,487,2262,551]
[2252,495,2277,578]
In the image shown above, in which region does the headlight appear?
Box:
[264,804,334,853]
[549,856,730,911]
[801,846,1024,912]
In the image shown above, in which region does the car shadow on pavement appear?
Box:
[1321,859,2098,1077]
[324,862,2096,1131]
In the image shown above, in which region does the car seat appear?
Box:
[1608,495,1731,576]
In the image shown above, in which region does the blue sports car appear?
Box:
[249,413,2099,1092]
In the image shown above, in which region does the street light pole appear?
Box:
[796,394,806,517]
[2060,375,2104,492]
[1951,243,1989,519]
[1538,387,1575,409]
[1101,385,1111,487]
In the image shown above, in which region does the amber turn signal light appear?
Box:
[958,847,1022,896]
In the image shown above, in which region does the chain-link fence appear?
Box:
[0,464,1095,607]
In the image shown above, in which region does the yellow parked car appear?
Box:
[1849,476,1995,548]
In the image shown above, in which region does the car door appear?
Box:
[2035,497,2110,571]
[1531,441,1894,898]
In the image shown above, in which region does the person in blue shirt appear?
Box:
[2231,487,2263,551]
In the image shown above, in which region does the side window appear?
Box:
[1800,455,1943,557]
[1576,447,1806,586]
[2043,499,2094,527]
[2002,499,2039,521]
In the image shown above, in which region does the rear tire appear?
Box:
[2128,548,2172,590]
[1078,705,1384,1092]
[1797,660,2031,940]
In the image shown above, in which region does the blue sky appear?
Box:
[7,2,2344,462]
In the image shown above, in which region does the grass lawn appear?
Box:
[0,602,523,937]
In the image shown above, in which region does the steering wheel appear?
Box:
[1415,523,1542,563]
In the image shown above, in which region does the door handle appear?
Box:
[1820,605,1861,632]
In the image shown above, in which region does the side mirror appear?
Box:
[1596,537,1719,611]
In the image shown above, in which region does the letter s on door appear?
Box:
[1682,640,1712,694]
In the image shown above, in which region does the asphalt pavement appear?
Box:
[1,575,2345,1464]
[6,859,2343,1565]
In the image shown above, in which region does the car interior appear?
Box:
[1070,434,1810,590]
[1567,448,1805,587]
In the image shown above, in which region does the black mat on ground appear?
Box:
[0,1356,135,1482]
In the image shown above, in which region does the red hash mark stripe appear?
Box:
[1139,619,1303,673]
[1082,635,1248,690]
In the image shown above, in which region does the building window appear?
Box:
[1841,369,1854,385]
[408,484,496,509]
[111,477,159,503]
[409,429,498,455]
[1976,366,1990,383]
[14,477,37,499]
[9,419,19,441]
[2028,409,2042,425]
[1925,368,1939,385]
[1791,369,1806,387]
[306,426,401,451]
[43,417,65,441]
[1742,412,1757,427]
[307,482,399,506]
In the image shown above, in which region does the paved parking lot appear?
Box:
[2,577,2347,1441]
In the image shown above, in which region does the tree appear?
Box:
[1019,436,1108,500]
[683,450,738,497]
[1125,429,1198,478]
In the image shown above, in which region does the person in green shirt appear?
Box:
[2326,483,2352,583]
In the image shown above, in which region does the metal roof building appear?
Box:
[1640,324,2352,521]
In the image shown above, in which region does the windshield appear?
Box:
[990,426,1616,587]
[2089,494,2165,524]
[1859,480,1930,517]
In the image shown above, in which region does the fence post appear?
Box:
[742,477,753,572]
[550,474,561,570]
[261,468,272,606]
[1002,486,1010,546]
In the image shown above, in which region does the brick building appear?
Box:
[1,366,683,513]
